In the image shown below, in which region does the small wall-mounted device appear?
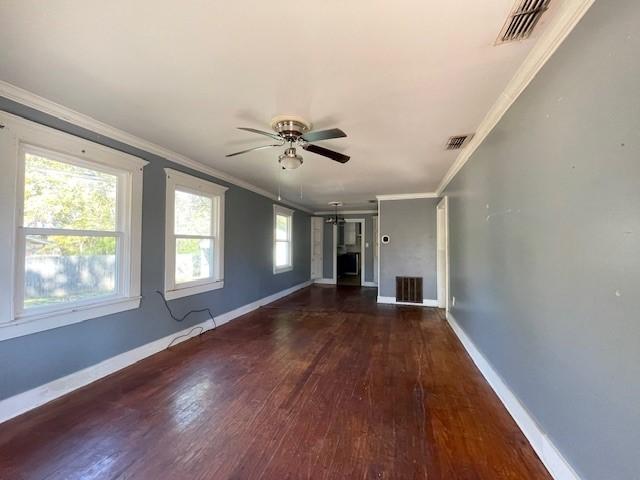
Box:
[381,234,390,244]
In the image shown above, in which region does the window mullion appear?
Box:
[174,234,215,240]
[22,227,122,237]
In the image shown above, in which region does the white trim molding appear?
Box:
[377,296,439,307]
[0,297,141,342]
[446,312,581,480]
[314,278,336,285]
[0,81,312,214]
[436,0,595,196]
[0,280,312,425]
[362,281,378,288]
[215,280,311,325]
[376,192,439,201]
[313,209,378,215]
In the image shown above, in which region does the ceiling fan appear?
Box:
[226,115,350,169]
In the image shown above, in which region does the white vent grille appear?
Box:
[445,134,473,150]
[496,0,550,44]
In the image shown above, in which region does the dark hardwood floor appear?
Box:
[0,286,551,480]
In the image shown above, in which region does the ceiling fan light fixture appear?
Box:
[278,147,303,170]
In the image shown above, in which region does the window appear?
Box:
[164,169,227,300]
[273,205,294,274]
[0,112,146,341]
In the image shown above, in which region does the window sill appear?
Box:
[164,280,224,301]
[273,266,293,275]
[0,296,141,342]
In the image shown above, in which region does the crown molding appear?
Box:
[313,209,378,215]
[435,0,595,196]
[0,81,313,214]
[376,192,439,201]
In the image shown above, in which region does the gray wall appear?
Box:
[321,214,376,282]
[379,198,438,299]
[443,2,639,479]
[0,97,310,401]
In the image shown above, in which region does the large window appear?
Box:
[0,112,146,341]
[20,148,120,308]
[164,169,227,300]
[273,205,294,274]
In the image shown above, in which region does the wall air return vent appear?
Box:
[496,0,551,44]
[445,134,474,150]
[396,277,423,304]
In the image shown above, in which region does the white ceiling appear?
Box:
[0,1,556,211]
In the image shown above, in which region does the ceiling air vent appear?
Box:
[445,134,474,150]
[496,0,551,44]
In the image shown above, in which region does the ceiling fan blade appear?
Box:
[303,144,350,163]
[301,128,347,143]
[237,127,282,141]
[226,144,282,157]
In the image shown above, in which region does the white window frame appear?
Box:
[164,168,227,300]
[0,111,147,342]
[273,205,294,274]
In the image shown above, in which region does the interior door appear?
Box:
[310,217,324,279]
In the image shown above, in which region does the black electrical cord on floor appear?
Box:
[155,290,218,349]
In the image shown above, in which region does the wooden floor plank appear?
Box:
[0,286,551,479]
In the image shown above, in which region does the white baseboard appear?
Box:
[0,318,214,424]
[446,312,581,480]
[314,278,377,288]
[377,296,439,307]
[0,280,311,425]
[215,280,311,324]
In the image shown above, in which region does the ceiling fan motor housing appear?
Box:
[271,115,311,142]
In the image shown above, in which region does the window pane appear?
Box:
[175,190,213,236]
[175,238,214,284]
[276,214,289,241]
[24,152,117,231]
[24,235,117,308]
[275,241,290,267]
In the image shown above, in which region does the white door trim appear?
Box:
[372,215,379,286]
[436,197,449,310]
[310,216,324,280]
[333,218,365,286]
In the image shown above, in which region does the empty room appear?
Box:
[0,1,637,479]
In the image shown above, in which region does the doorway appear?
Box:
[336,219,365,287]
